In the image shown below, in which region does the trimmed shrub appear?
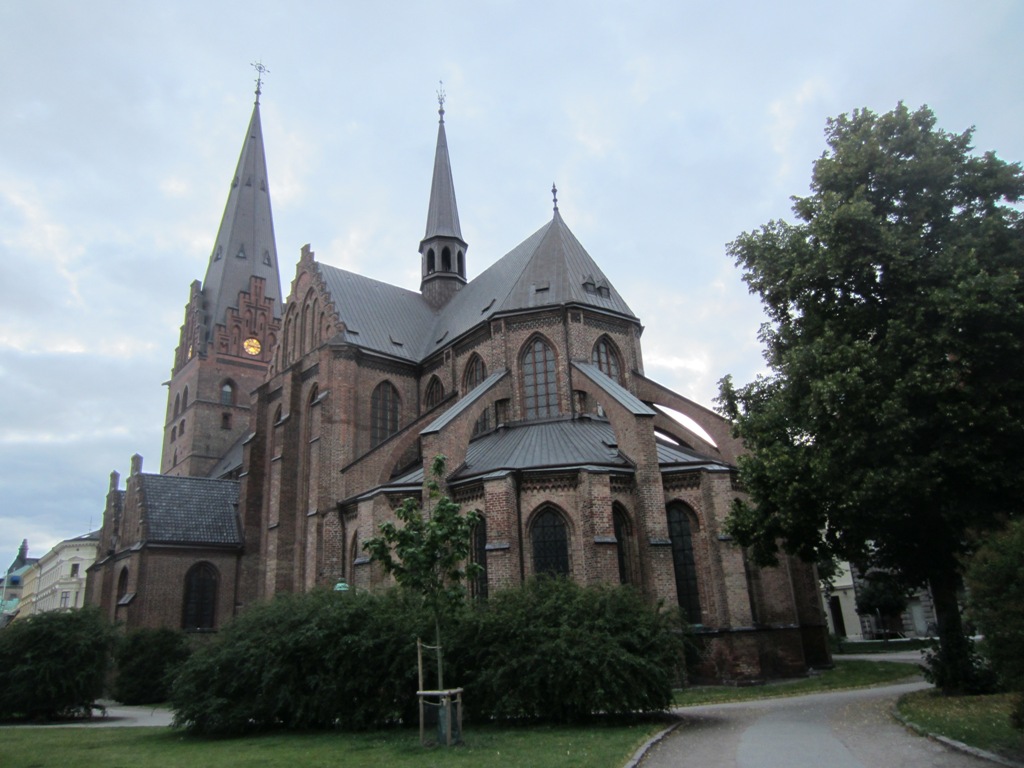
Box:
[0,607,114,721]
[171,589,431,735]
[113,627,191,705]
[171,581,684,734]
[966,519,1024,729]
[450,578,685,723]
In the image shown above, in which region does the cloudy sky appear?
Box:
[1,1,1021,564]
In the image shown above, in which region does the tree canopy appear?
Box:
[718,103,1024,690]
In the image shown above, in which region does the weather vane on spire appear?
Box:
[252,60,270,104]
[552,182,559,212]
[437,80,446,119]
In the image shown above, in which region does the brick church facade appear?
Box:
[88,85,830,680]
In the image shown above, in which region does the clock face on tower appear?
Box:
[243,337,262,356]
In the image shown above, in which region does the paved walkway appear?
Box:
[2,701,175,728]
[638,682,1003,768]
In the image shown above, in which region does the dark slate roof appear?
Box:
[317,264,437,362]
[425,212,637,355]
[207,432,247,479]
[137,474,241,546]
[572,362,656,415]
[421,370,508,434]
[422,110,464,243]
[201,99,283,332]
[376,418,730,496]
[451,418,629,479]
[448,418,729,483]
[315,212,637,363]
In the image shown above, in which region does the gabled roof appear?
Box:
[136,474,241,547]
[201,97,283,335]
[317,264,438,363]
[315,211,637,364]
[422,107,464,244]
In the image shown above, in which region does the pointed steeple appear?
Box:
[163,75,284,478]
[200,86,283,340]
[420,83,468,309]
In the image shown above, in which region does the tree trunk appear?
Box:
[435,615,444,690]
[928,569,971,694]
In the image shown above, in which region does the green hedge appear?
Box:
[0,607,114,721]
[451,578,685,723]
[170,581,684,735]
[170,589,432,734]
[113,627,192,705]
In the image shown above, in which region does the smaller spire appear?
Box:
[252,60,270,105]
[437,79,446,122]
[552,182,559,213]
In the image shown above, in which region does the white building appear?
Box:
[17,532,99,617]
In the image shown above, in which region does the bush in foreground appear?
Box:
[966,519,1024,730]
[0,607,114,721]
[113,627,191,705]
[171,589,431,735]
[171,581,683,735]
[451,578,685,723]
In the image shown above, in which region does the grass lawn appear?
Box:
[673,658,921,706]
[0,720,667,768]
[897,689,1024,762]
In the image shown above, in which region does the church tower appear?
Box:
[162,71,283,477]
[419,88,467,309]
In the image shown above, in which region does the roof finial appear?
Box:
[552,182,559,213]
[251,60,270,105]
[437,80,446,122]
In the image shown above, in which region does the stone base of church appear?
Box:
[688,624,832,683]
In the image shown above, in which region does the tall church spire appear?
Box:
[163,72,284,478]
[200,81,283,338]
[420,82,467,309]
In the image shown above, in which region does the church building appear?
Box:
[88,82,829,680]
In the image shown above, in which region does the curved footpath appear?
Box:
[634,680,1021,768]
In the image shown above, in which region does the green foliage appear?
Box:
[171,589,432,735]
[363,455,481,618]
[966,519,1024,727]
[854,571,911,620]
[450,578,684,723]
[0,607,114,721]
[113,627,191,705]
[718,103,1024,692]
[170,580,680,735]
[920,635,998,695]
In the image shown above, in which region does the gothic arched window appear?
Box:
[463,354,486,392]
[463,354,491,435]
[613,504,634,585]
[424,376,444,410]
[371,381,400,446]
[521,337,559,420]
[592,337,623,384]
[116,567,129,602]
[667,502,702,624]
[531,507,569,577]
[220,381,236,406]
[182,562,218,631]
[471,515,488,599]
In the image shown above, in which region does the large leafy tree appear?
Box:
[718,104,1024,692]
